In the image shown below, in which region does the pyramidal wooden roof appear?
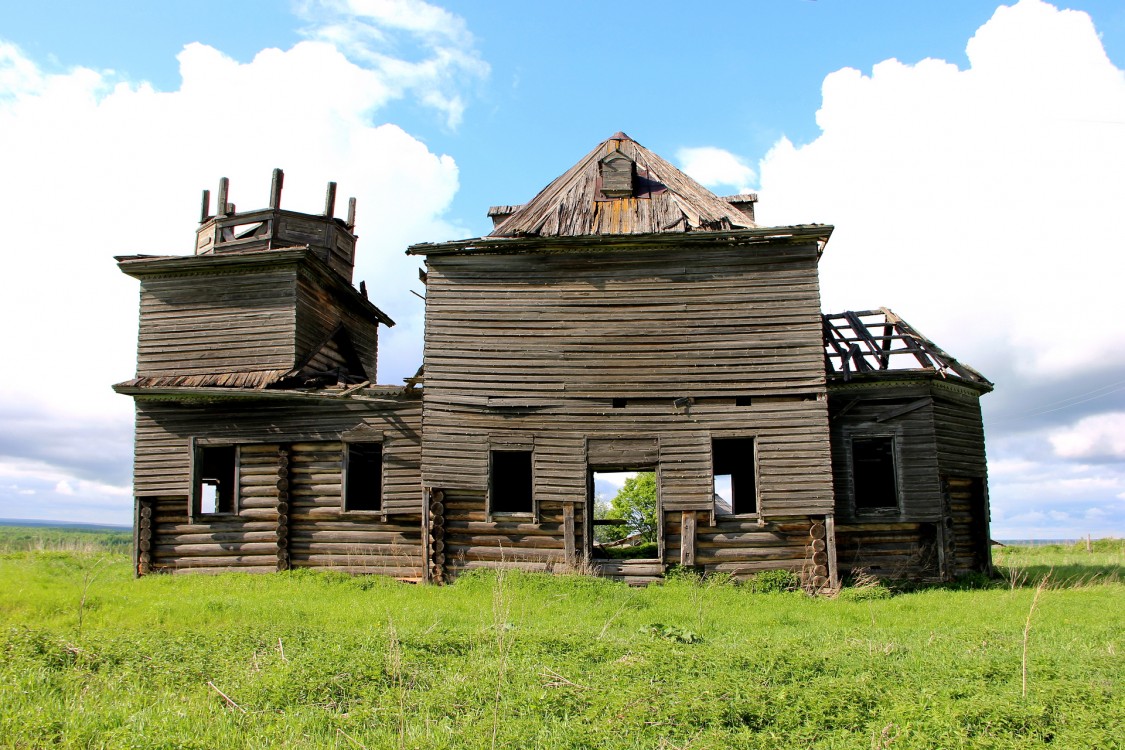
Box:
[489,132,756,237]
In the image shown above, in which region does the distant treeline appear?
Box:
[0,525,132,554]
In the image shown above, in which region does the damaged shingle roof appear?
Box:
[488,132,756,237]
[823,308,992,389]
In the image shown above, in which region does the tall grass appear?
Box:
[0,531,1122,748]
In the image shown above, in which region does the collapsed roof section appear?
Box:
[823,308,992,390]
[488,132,757,237]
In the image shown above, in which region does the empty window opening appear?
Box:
[735,396,753,407]
[852,437,898,510]
[611,398,627,409]
[197,445,236,515]
[713,438,757,515]
[590,469,658,559]
[491,450,533,513]
[345,442,383,512]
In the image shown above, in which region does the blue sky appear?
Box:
[1,0,1123,538]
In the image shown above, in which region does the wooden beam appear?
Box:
[217,177,230,216]
[269,168,284,210]
[875,397,931,422]
[563,503,576,567]
[680,510,696,567]
[825,514,839,589]
[323,181,337,217]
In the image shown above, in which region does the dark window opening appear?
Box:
[197,445,236,515]
[345,443,383,511]
[852,437,898,510]
[611,398,627,409]
[491,450,533,513]
[713,438,757,515]
[735,396,753,407]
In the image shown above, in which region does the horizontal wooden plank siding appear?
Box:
[932,387,989,478]
[136,268,297,377]
[827,383,942,522]
[420,242,833,517]
[295,270,380,379]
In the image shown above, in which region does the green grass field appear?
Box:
[0,529,1121,749]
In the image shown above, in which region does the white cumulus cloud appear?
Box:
[1050,412,1125,459]
[676,146,757,194]
[759,0,1125,382]
[0,2,483,523]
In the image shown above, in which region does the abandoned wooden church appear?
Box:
[115,132,994,586]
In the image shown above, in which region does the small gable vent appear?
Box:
[599,151,635,198]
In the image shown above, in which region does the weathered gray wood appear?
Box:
[825,514,838,588]
[680,510,696,567]
[563,503,575,565]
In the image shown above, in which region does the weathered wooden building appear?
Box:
[116,133,993,584]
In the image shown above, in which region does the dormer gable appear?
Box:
[598,150,635,198]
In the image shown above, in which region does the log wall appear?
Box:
[437,488,583,577]
[132,394,424,576]
[834,521,942,580]
[669,512,817,578]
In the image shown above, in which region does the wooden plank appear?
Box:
[680,510,696,567]
[563,503,575,566]
[825,514,838,588]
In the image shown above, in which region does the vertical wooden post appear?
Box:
[199,189,211,223]
[825,514,839,589]
[323,182,337,217]
[421,487,432,583]
[217,177,230,216]
[269,168,284,209]
[346,197,357,230]
[137,498,153,576]
[935,519,949,581]
[276,446,290,572]
[429,489,445,584]
[680,510,696,567]
[563,503,576,568]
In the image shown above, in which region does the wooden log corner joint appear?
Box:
[115,133,994,585]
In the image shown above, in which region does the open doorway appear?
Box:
[588,468,660,560]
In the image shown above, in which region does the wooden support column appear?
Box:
[269,168,284,209]
[421,487,432,583]
[680,510,697,567]
[275,446,290,572]
[137,498,153,576]
[809,519,829,591]
[825,514,839,589]
[429,489,446,584]
[563,503,576,568]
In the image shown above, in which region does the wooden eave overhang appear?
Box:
[115,246,395,327]
[406,224,833,258]
[826,369,994,396]
[112,382,421,403]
